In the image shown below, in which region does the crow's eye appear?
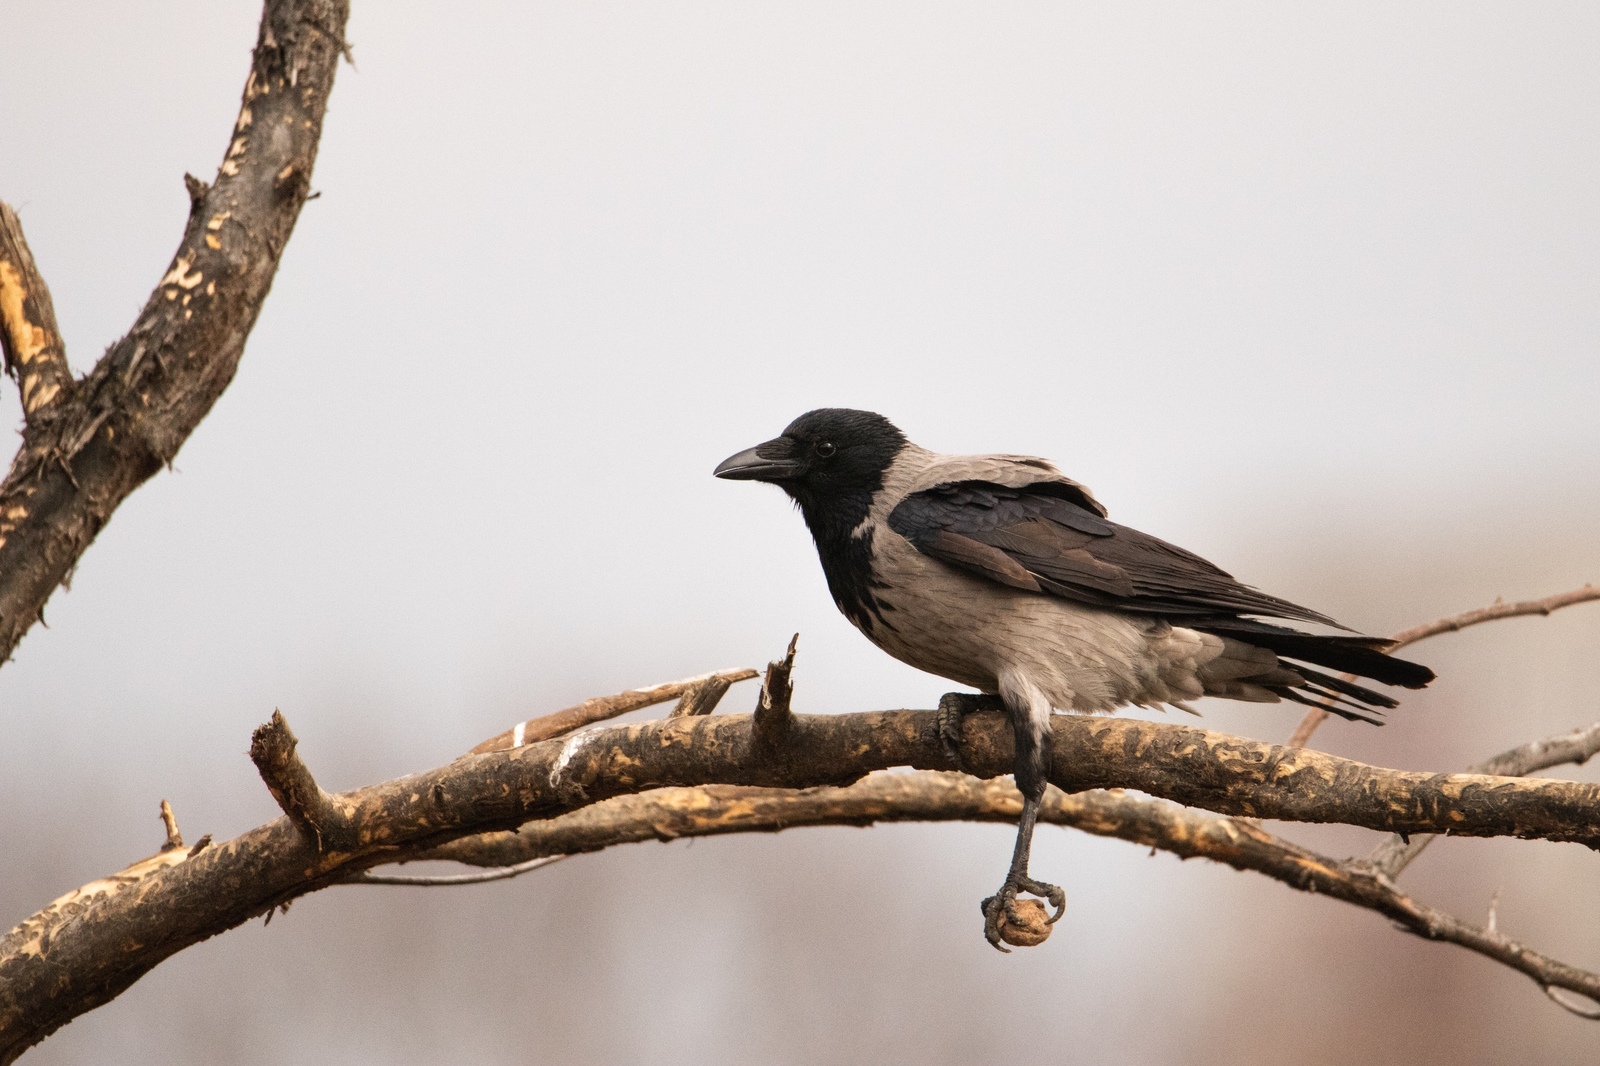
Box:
[814,440,837,458]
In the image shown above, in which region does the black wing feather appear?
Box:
[888,480,1341,626]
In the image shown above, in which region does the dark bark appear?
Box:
[750,633,797,754]
[0,0,350,665]
[6,707,1600,1061]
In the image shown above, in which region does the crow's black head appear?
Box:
[714,408,908,534]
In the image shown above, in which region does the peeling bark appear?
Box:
[0,204,73,421]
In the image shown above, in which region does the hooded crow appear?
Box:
[715,408,1434,950]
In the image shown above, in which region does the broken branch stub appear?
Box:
[751,634,798,754]
[249,710,350,851]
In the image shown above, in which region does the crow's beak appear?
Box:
[714,439,803,482]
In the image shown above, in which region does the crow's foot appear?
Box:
[981,872,1066,952]
[935,692,1004,772]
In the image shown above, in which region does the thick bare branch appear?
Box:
[467,668,758,755]
[1367,720,1600,879]
[1289,583,1599,747]
[0,203,73,421]
[0,0,350,666]
[7,703,1600,1060]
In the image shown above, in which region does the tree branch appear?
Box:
[466,668,757,755]
[1366,720,1600,879]
[0,203,73,422]
[410,770,1600,1010]
[0,0,350,666]
[1289,583,1599,748]
[7,697,1600,1060]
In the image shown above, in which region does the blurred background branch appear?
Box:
[1289,584,1599,747]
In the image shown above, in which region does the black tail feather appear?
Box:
[1274,686,1386,726]
[1289,664,1400,709]
[1196,617,1435,690]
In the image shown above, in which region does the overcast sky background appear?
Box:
[2,2,1598,1063]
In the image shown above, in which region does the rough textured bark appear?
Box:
[1365,720,1600,879]
[0,0,350,664]
[6,707,1600,1061]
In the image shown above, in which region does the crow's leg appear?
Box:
[934,691,1003,771]
[980,680,1065,951]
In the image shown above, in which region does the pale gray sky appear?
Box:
[3,3,1598,1063]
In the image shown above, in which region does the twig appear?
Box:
[0,202,73,421]
[348,855,568,886]
[668,674,738,718]
[1367,721,1600,878]
[466,668,757,755]
[1289,583,1599,748]
[1546,985,1600,1020]
[157,800,183,852]
[751,634,798,754]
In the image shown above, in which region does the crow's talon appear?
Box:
[981,872,1065,950]
[1015,874,1066,923]
[980,890,1012,952]
[936,693,975,771]
[937,692,1005,772]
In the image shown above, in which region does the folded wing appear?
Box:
[887,471,1435,717]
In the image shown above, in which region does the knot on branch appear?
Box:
[249,710,351,851]
[751,634,798,756]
